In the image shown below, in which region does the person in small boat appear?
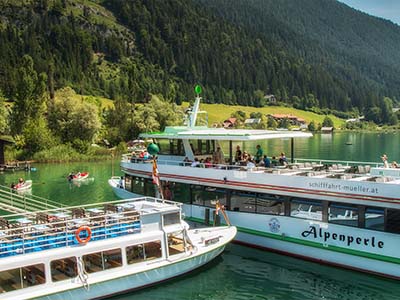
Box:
[18,178,25,184]
[76,171,81,177]
[67,172,74,181]
[10,182,15,189]
[381,154,389,168]
[391,161,398,168]
[254,145,263,164]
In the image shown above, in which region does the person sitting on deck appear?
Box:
[246,158,256,170]
[381,154,389,168]
[191,158,200,167]
[204,157,213,168]
[235,145,242,163]
[271,156,278,167]
[279,152,288,166]
[263,155,271,168]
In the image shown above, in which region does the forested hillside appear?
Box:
[0,0,399,117]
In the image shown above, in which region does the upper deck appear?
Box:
[0,197,182,259]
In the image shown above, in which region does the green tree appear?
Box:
[10,55,47,134]
[308,120,316,131]
[22,118,55,155]
[322,116,334,128]
[47,87,101,146]
[267,116,278,129]
[0,91,9,134]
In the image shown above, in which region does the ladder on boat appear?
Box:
[0,184,64,215]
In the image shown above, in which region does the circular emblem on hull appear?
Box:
[268,218,280,233]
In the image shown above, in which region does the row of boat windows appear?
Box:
[156,139,217,156]
[0,238,187,293]
[123,175,400,234]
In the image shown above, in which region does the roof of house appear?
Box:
[244,118,261,124]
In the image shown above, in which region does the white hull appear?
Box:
[184,204,400,279]
[108,178,142,199]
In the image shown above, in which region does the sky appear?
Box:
[338,0,400,25]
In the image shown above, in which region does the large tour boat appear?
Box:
[0,196,236,299]
[113,89,400,280]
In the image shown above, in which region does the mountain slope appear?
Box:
[0,0,399,116]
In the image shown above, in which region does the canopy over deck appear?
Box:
[140,126,312,141]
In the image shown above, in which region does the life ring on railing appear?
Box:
[75,226,92,244]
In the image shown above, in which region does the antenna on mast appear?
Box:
[189,85,202,128]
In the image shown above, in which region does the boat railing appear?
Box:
[0,197,178,258]
[124,155,383,174]
[0,184,65,214]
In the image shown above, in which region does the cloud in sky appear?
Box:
[338,0,400,25]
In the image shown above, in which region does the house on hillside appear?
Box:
[268,114,306,126]
[264,94,277,104]
[244,118,261,126]
[321,127,333,133]
[223,118,237,128]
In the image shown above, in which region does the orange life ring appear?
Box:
[75,226,92,244]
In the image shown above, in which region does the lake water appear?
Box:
[0,132,399,299]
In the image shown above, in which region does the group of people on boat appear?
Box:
[381,154,399,168]
[183,144,288,169]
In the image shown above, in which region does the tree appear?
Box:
[22,118,55,155]
[308,120,316,131]
[47,87,101,146]
[10,55,47,134]
[0,91,9,134]
[322,116,334,128]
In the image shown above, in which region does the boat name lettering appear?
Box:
[301,226,384,248]
[308,182,378,194]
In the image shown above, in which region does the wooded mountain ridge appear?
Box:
[1,0,400,117]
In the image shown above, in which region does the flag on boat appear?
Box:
[152,159,160,186]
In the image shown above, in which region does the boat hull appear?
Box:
[33,245,225,300]
[108,178,142,199]
[184,205,400,280]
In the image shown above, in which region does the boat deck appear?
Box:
[0,197,180,258]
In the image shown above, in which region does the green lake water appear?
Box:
[1,132,399,299]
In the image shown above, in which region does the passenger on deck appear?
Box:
[119,176,124,189]
[235,145,242,163]
[204,157,212,168]
[263,155,271,168]
[254,145,263,164]
[279,152,288,166]
[213,147,224,164]
[191,158,200,167]
[183,157,191,166]
[246,158,256,170]
[271,156,278,167]
[381,154,389,168]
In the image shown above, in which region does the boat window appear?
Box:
[0,268,21,292]
[124,175,132,192]
[51,257,77,282]
[365,207,385,231]
[290,199,323,221]
[22,264,46,287]
[230,191,257,213]
[103,249,122,269]
[168,232,185,256]
[126,244,145,264]
[385,209,400,234]
[144,241,162,260]
[191,185,226,207]
[83,249,122,273]
[156,139,170,155]
[163,212,180,226]
[189,139,215,156]
[131,177,145,195]
[256,194,284,215]
[168,182,190,203]
[144,178,156,197]
[328,203,358,227]
[83,252,104,273]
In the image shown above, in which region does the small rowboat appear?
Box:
[68,172,89,181]
[13,180,32,191]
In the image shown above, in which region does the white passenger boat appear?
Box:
[114,88,400,280]
[0,197,236,299]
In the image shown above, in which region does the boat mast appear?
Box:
[189,85,202,128]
